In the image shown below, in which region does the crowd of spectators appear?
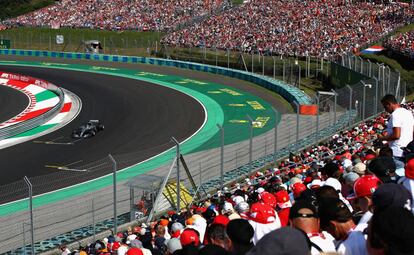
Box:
[3,0,227,31]
[161,0,414,58]
[61,96,414,255]
[384,30,414,58]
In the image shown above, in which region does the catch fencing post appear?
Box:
[23,176,34,255]
[273,56,276,78]
[247,115,254,173]
[109,154,117,234]
[293,101,300,150]
[272,107,278,164]
[362,81,372,120]
[92,199,96,241]
[217,124,224,190]
[368,59,372,77]
[374,77,379,115]
[251,53,254,73]
[386,66,391,94]
[316,93,320,142]
[346,85,353,125]
[171,137,181,212]
[332,89,337,124]
[359,56,363,74]
[227,48,230,68]
[262,54,265,76]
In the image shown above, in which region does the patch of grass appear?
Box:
[230,0,244,5]
[0,27,163,56]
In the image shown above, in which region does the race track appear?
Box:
[0,66,205,201]
[0,85,28,123]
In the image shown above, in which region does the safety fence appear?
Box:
[0,48,403,254]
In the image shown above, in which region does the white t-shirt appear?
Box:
[308,232,336,254]
[387,107,414,157]
[335,211,371,255]
[399,177,414,214]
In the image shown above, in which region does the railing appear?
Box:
[0,47,403,254]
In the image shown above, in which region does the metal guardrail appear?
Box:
[0,87,64,140]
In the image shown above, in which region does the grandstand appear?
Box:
[0,0,413,254]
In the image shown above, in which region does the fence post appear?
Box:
[386,66,391,94]
[262,54,265,76]
[247,115,254,173]
[368,59,372,77]
[23,176,34,255]
[171,137,181,212]
[215,47,218,66]
[109,154,117,234]
[374,78,379,115]
[282,59,286,82]
[273,57,276,79]
[293,101,300,150]
[316,93,320,142]
[227,48,230,68]
[251,53,254,73]
[92,199,96,241]
[359,56,363,74]
[332,89,337,124]
[217,124,224,190]
[272,107,278,164]
[346,85,353,125]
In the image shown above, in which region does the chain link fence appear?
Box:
[0,44,405,254]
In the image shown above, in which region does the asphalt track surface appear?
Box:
[0,85,28,123]
[0,66,205,192]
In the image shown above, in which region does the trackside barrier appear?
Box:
[0,72,64,139]
[0,49,313,108]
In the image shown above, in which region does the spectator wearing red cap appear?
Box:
[127,248,144,255]
[292,182,307,199]
[333,176,380,255]
[274,190,291,227]
[180,228,200,247]
[248,201,281,244]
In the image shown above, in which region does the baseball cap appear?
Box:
[289,200,318,219]
[235,201,249,213]
[213,215,230,226]
[260,192,277,208]
[249,202,277,224]
[372,183,413,212]
[405,157,414,179]
[180,229,200,246]
[292,182,307,198]
[307,179,324,189]
[353,175,382,198]
[274,190,291,209]
[368,156,396,182]
[352,162,366,175]
[323,177,342,192]
[126,248,144,255]
[167,238,182,253]
[245,228,310,255]
[343,172,359,185]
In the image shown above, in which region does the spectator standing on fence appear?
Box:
[379,94,414,163]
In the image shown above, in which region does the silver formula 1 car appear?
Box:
[71,120,104,138]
